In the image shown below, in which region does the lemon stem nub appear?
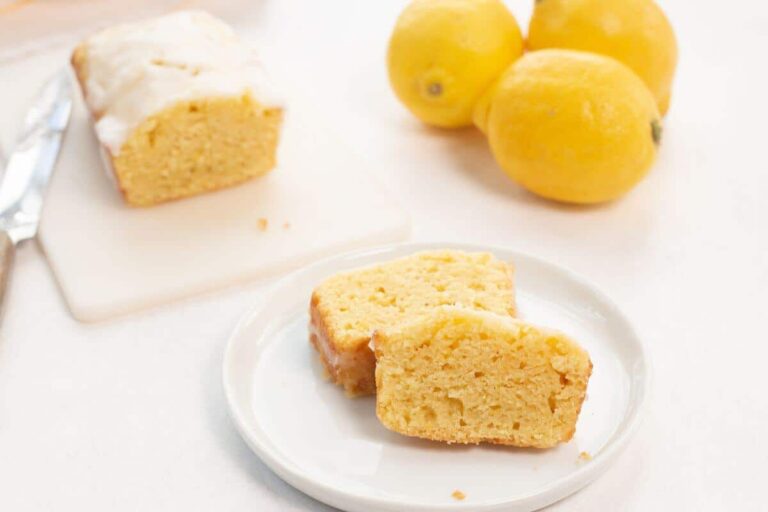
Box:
[651,119,662,146]
[428,83,443,97]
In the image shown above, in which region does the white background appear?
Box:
[0,0,766,510]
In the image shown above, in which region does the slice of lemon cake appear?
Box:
[310,250,516,396]
[373,306,592,448]
[72,10,283,206]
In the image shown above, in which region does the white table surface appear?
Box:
[0,0,766,510]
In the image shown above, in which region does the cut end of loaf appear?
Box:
[111,95,282,207]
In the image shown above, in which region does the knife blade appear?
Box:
[0,70,73,313]
[0,70,72,242]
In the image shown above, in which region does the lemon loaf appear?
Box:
[373,306,592,448]
[309,250,516,396]
[71,10,283,206]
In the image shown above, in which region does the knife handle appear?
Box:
[0,232,14,318]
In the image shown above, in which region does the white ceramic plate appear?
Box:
[223,242,649,512]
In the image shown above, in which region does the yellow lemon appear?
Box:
[387,0,524,128]
[477,50,661,204]
[528,0,678,115]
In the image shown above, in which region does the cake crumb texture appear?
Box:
[310,250,516,396]
[374,306,592,448]
[111,95,281,206]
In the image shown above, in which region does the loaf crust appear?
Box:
[71,46,126,200]
[310,293,376,396]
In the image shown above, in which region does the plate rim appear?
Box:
[222,241,651,512]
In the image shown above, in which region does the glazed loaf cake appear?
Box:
[373,306,592,448]
[72,10,283,206]
[309,250,517,396]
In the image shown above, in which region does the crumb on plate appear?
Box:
[579,451,592,462]
[283,221,291,229]
[257,218,269,231]
[451,490,466,501]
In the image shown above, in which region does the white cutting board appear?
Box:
[30,85,410,321]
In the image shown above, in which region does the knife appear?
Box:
[0,70,72,311]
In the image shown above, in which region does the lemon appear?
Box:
[387,0,524,128]
[528,0,678,115]
[477,50,661,204]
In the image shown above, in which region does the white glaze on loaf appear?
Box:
[76,10,282,154]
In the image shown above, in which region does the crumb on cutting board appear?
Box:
[257,218,269,231]
[451,490,466,501]
[579,451,592,462]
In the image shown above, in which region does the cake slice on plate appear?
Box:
[373,306,592,448]
[310,250,516,396]
[72,10,283,206]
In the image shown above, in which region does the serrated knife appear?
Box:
[0,70,72,310]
